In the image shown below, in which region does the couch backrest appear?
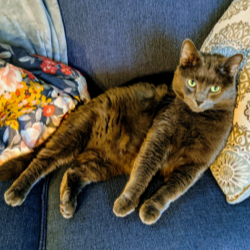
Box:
[58,0,232,96]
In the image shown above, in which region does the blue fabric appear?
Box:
[0,1,68,249]
[2,0,249,250]
[0,44,88,249]
[0,180,43,250]
[47,167,250,250]
[45,0,250,249]
[0,0,67,64]
[39,178,49,250]
[57,0,233,93]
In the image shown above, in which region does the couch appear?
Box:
[1,0,250,249]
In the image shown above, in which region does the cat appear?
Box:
[0,39,243,225]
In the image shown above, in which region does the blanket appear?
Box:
[0,45,90,165]
[0,0,67,64]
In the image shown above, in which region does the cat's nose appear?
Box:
[196,100,203,106]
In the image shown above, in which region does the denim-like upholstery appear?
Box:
[2,0,250,250]
[57,0,232,96]
[46,165,250,250]
[47,0,250,249]
[0,180,44,250]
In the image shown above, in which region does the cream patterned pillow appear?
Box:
[201,0,250,204]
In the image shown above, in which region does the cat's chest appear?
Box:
[172,112,204,142]
[160,131,203,177]
[160,110,230,176]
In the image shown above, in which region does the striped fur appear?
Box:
[0,40,243,225]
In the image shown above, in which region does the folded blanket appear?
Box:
[0,45,90,165]
[0,0,67,64]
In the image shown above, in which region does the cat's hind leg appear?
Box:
[4,108,94,206]
[0,150,38,181]
[60,149,117,219]
[4,138,78,206]
[139,164,206,225]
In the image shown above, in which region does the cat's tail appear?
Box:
[0,151,36,181]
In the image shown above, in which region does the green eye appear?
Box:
[188,79,196,88]
[211,86,220,93]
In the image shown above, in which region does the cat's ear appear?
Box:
[220,54,244,77]
[180,39,200,67]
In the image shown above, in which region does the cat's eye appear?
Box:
[187,79,196,88]
[210,86,220,93]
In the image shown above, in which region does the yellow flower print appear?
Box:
[5,119,19,130]
[41,95,52,107]
[0,72,54,131]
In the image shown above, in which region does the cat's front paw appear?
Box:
[139,200,161,225]
[4,187,26,206]
[60,189,77,219]
[113,194,138,217]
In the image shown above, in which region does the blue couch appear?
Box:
[1,0,250,249]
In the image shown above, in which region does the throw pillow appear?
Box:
[201,0,250,204]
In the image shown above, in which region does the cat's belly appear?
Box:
[85,108,153,175]
[85,145,138,175]
[85,133,143,175]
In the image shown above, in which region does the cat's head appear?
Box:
[172,39,243,112]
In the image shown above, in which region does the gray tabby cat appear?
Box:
[0,39,243,225]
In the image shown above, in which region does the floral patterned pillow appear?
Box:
[201,0,250,204]
[0,44,90,165]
